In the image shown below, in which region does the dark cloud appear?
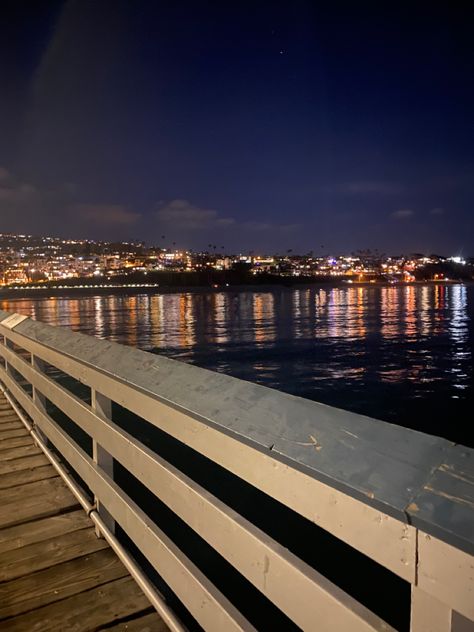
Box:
[391,209,414,220]
[327,181,404,195]
[74,204,141,225]
[0,166,140,238]
[0,167,11,182]
[0,168,50,230]
[155,199,235,230]
[155,199,300,237]
[242,221,301,232]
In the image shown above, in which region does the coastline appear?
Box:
[0,278,470,300]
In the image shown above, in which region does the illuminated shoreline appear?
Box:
[0,278,469,299]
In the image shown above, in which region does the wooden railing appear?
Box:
[0,309,472,632]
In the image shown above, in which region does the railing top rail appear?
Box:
[1,309,473,556]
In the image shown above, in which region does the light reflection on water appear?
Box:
[2,284,473,445]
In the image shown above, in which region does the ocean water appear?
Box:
[2,283,473,446]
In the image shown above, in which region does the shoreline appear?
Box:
[0,278,471,300]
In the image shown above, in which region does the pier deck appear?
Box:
[0,393,167,632]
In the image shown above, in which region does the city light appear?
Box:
[0,232,472,288]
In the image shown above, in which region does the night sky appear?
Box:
[1,1,473,254]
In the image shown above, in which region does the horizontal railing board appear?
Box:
[407,445,474,556]
[1,312,473,555]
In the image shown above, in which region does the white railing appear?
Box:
[0,310,472,632]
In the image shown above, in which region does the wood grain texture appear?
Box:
[0,464,58,489]
[1,474,76,504]
[0,548,128,619]
[0,409,16,418]
[0,427,29,440]
[0,453,49,475]
[0,509,91,554]
[0,414,25,426]
[0,435,33,451]
[0,421,25,431]
[101,611,169,632]
[0,476,79,529]
[2,576,156,632]
[0,445,41,463]
[0,524,108,582]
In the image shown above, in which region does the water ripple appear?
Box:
[2,283,472,446]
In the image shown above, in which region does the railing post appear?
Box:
[410,587,454,632]
[31,354,50,447]
[91,388,115,536]
[451,612,474,632]
[4,335,14,377]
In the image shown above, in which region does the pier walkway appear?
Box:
[0,391,167,632]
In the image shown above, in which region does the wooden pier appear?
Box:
[0,392,167,632]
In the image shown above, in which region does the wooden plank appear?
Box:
[0,476,79,529]
[0,428,29,440]
[0,525,108,582]
[0,421,24,431]
[101,611,169,632]
[0,548,129,619]
[1,476,72,504]
[0,443,42,461]
[0,465,57,490]
[0,409,16,418]
[4,576,155,632]
[0,436,32,451]
[0,412,20,420]
[0,453,49,475]
[0,509,91,554]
